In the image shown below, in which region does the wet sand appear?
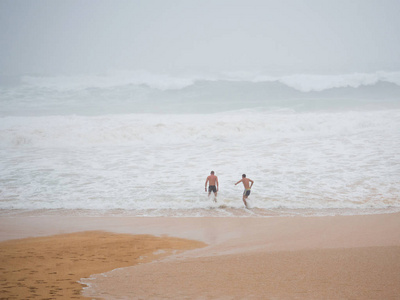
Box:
[88,246,400,299]
[1,213,399,299]
[0,231,205,299]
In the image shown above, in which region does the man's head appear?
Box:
[242,174,246,178]
[211,171,215,175]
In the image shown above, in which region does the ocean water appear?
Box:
[0,71,399,217]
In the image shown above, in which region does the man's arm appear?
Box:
[235,179,242,185]
[216,177,219,191]
[249,179,254,188]
[205,177,209,191]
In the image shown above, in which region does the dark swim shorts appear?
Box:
[208,185,217,193]
[243,189,251,196]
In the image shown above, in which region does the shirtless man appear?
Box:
[235,174,254,208]
[205,171,219,201]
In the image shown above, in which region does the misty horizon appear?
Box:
[1,0,400,77]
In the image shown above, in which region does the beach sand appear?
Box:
[0,231,205,299]
[0,213,399,299]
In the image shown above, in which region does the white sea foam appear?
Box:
[1,70,399,216]
[0,109,399,216]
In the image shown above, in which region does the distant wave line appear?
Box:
[14,70,400,92]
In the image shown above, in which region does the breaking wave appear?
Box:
[1,71,400,116]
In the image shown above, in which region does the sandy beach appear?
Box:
[1,213,400,299]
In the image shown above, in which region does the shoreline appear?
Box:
[83,245,400,300]
[1,213,400,299]
[1,212,399,249]
[1,206,399,219]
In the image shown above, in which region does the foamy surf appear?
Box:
[1,110,399,216]
[0,71,399,217]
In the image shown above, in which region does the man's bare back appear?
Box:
[235,174,254,208]
[240,178,252,189]
[207,175,218,186]
[205,171,219,200]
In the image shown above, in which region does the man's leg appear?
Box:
[243,195,248,208]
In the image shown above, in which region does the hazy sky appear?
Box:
[1,0,400,76]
